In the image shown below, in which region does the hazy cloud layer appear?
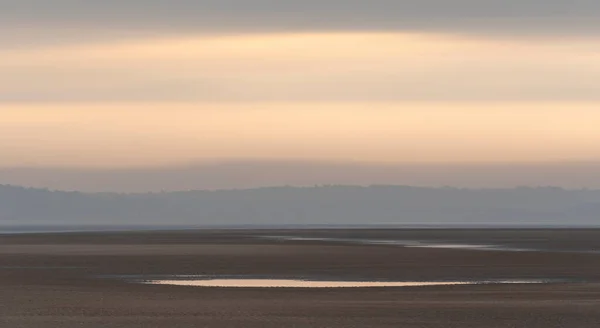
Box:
[2,2,599,103]
[2,1,599,176]
[2,0,600,36]
[3,104,600,168]
[2,33,600,103]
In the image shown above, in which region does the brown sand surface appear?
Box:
[1,229,599,327]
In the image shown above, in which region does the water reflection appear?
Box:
[261,236,530,252]
[143,278,546,288]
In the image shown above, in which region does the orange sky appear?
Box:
[2,32,600,168]
[2,102,600,168]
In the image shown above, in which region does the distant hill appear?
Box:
[1,184,599,226]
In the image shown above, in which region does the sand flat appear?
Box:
[1,229,600,328]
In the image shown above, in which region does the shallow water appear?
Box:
[261,235,539,252]
[142,278,546,288]
[263,236,503,249]
[0,225,201,235]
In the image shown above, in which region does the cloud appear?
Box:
[2,0,600,36]
[2,103,600,168]
[1,33,600,103]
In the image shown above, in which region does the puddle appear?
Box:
[261,236,536,252]
[407,244,499,250]
[262,235,600,254]
[140,277,547,288]
[0,266,84,270]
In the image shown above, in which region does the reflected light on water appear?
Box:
[143,279,545,288]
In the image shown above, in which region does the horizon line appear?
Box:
[2,183,598,195]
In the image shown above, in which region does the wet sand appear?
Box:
[1,229,600,327]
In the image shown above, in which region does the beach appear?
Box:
[1,229,599,327]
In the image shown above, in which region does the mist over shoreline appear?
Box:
[2,184,598,226]
[3,161,600,193]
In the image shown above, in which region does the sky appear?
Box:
[2,1,600,190]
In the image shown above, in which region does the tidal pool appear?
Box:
[141,278,547,288]
[260,236,534,252]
